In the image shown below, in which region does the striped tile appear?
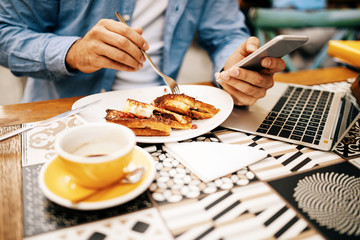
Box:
[158,182,322,240]
[214,129,345,181]
[25,208,172,240]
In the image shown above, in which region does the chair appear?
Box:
[0,66,26,105]
[248,8,360,71]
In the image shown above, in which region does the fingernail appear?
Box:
[142,42,149,50]
[140,55,145,62]
[248,44,257,52]
[221,71,230,81]
[263,58,271,67]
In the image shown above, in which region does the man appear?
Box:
[0,0,285,104]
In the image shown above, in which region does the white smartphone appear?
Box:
[235,35,309,71]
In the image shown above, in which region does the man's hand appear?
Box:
[215,37,286,106]
[65,19,149,73]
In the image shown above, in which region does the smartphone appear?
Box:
[235,35,309,71]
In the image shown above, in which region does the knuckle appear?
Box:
[119,25,131,35]
[252,75,263,86]
[115,51,126,62]
[242,85,255,95]
[239,69,248,80]
[259,89,266,98]
[97,19,108,26]
[262,75,274,89]
[117,37,129,48]
[87,41,98,52]
[89,25,104,38]
[134,51,143,61]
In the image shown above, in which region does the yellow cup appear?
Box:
[55,122,136,189]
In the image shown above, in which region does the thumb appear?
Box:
[243,36,259,55]
[224,37,260,70]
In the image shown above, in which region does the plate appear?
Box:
[39,146,156,210]
[72,85,234,143]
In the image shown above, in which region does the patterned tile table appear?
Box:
[22,81,360,240]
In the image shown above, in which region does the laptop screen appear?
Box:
[332,93,360,149]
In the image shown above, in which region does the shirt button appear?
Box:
[100,88,106,93]
[123,14,130,21]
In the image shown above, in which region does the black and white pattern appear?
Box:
[294,172,360,236]
[22,164,153,237]
[269,161,360,240]
[21,100,360,239]
[143,134,258,204]
[158,182,322,240]
[214,128,345,180]
[333,119,360,158]
[24,208,172,240]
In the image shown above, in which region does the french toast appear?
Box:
[153,94,220,119]
[123,99,193,129]
[105,93,219,137]
[105,99,194,136]
[105,109,172,136]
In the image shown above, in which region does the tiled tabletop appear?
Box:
[22,81,360,240]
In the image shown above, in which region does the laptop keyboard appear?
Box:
[256,86,334,145]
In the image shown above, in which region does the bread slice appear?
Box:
[130,128,170,136]
[153,94,220,119]
[104,93,218,136]
[123,99,192,129]
[105,109,171,136]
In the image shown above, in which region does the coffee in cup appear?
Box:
[55,122,136,189]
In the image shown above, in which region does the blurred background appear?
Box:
[240,0,360,71]
[0,0,359,105]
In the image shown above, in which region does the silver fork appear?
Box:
[115,12,180,94]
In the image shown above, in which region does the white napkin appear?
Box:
[163,142,267,182]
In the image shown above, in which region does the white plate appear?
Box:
[72,85,234,143]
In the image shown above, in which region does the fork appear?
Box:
[115,12,180,94]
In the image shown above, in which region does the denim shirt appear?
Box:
[0,0,249,102]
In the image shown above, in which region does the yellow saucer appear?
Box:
[39,146,155,210]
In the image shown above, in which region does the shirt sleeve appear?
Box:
[0,0,79,81]
[196,0,250,74]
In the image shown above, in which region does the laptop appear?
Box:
[221,81,360,151]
